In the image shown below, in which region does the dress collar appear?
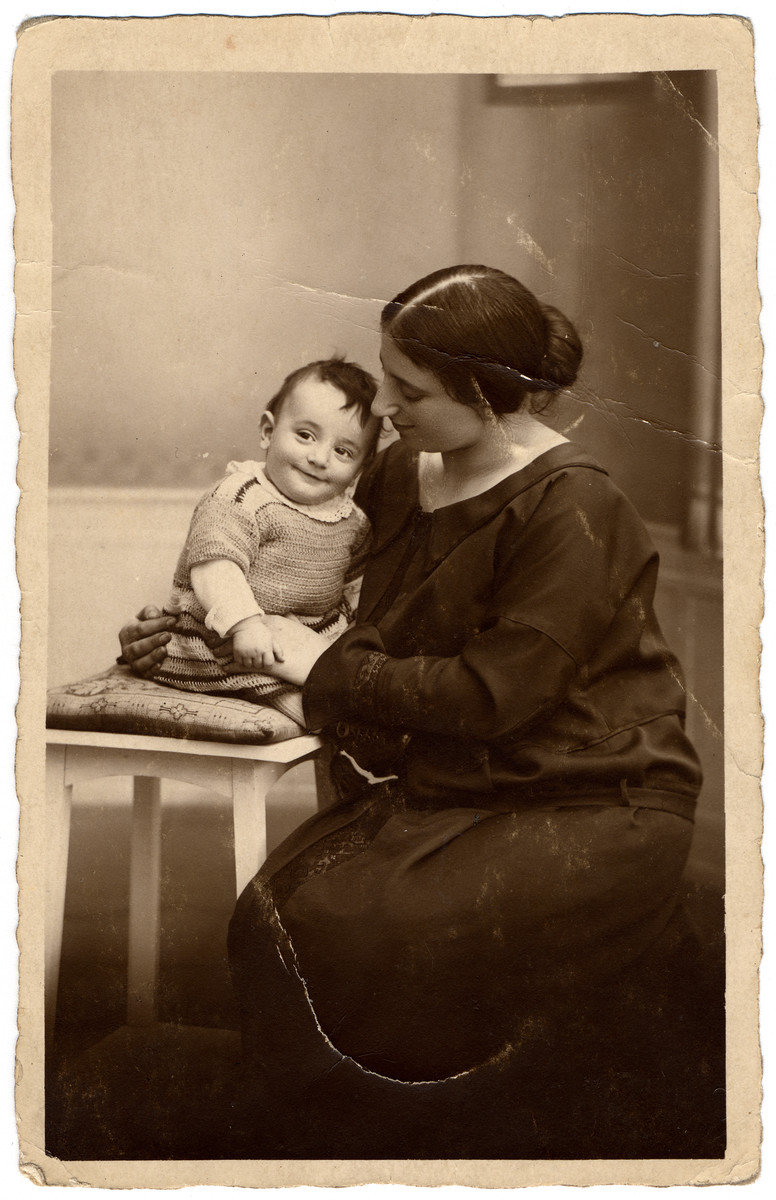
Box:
[225,460,357,524]
[368,441,609,558]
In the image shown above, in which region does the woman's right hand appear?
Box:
[118,605,177,677]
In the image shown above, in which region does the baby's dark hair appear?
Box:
[266,356,380,453]
[381,265,583,416]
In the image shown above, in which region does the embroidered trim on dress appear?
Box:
[352,651,390,711]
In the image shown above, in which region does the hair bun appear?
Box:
[381,265,582,414]
[539,303,583,391]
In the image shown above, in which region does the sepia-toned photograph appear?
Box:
[12,13,761,1188]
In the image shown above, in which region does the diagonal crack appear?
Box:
[656,72,720,155]
[606,248,689,282]
[614,316,721,385]
[268,889,512,1088]
[570,379,722,454]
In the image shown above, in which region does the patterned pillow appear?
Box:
[46,665,304,744]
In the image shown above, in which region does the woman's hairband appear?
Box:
[392,334,560,394]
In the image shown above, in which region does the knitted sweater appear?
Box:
[155,460,371,713]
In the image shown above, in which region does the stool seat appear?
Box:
[45,672,322,1053]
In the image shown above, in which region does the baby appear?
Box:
[155,357,381,726]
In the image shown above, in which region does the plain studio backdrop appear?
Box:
[37,65,727,1167]
[48,70,723,893]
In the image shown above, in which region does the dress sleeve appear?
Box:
[303,472,653,742]
[184,483,261,576]
[344,512,373,584]
[352,446,391,523]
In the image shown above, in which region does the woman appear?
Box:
[121,266,719,1158]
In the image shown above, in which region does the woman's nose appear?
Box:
[371,383,398,418]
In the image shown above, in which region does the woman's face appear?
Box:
[373,335,485,454]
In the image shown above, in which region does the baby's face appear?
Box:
[260,376,377,506]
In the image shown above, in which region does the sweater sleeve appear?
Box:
[303,473,652,742]
[184,483,262,575]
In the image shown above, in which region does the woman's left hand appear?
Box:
[259,616,330,686]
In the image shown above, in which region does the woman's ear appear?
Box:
[259,410,275,450]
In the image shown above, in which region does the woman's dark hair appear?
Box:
[380,265,583,415]
[266,356,380,452]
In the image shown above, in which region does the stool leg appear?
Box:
[127,775,162,1026]
[45,744,72,1057]
[231,760,286,896]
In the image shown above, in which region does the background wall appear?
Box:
[50,72,462,488]
[48,70,723,893]
[50,70,721,541]
[457,72,720,537]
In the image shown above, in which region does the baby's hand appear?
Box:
[231,616,285,671]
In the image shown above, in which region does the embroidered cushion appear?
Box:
[46,665,303,744]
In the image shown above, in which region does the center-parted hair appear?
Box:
[266,356,380,453]
[381,265,583,415]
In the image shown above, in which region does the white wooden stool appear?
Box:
[45,727,321,1050]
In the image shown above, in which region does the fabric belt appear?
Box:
[330,751,696,822]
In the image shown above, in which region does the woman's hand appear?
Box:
[119,605,177,677]
[259,616,329,687]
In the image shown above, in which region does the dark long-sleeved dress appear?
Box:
[228,441,716,1158]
